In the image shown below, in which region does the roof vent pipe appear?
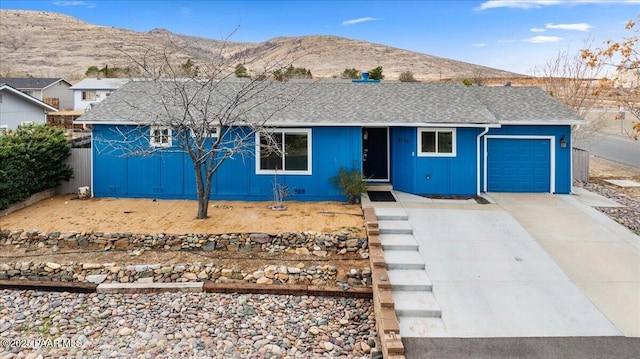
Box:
[352,71,380,83]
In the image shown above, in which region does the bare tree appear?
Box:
[95,36,310,219]
[534,38,607,141]
[582,16,639,139]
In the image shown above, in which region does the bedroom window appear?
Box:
[418,128,456,157]
[150,126,172,147]
[256,129,311,175]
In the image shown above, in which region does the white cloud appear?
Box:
[53,1,87,6]
[477,0,640,11]
[341,17,381,26]
[472,43,487,48]
[530,28,547,32]
[524,35,563,43]
[546,23,593,31]
[498,39,517,43]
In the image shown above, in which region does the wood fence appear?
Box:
[572,147,589,182]
[57,148,91,194]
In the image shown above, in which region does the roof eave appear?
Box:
[499,120,586,125]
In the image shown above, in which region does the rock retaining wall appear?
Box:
[0,262,371,288]
[0,230,371,288]
[0,230,369,258]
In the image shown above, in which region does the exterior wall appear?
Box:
[73,89,114,111]
[43,82,74,110]
[390,127,480,196]
[481,125,572,194]
[92,125,362,201]
[0,89,47,130]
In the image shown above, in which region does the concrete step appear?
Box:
[378,220,413,235]
[392,291,442,318]
[387,269,433,291]
[398,316,447,338]
[384,250,425,270]
[367,183,394,192]
[374,208,408,221]
[381,234,419,251]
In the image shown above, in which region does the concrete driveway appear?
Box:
[397,191,639,338]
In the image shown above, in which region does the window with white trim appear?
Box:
[0,125,7,136]
[82,91,96,100]
[150,126,172,147]
[418,128,456,157]
[190,126,220,138]
[256,129,311,175]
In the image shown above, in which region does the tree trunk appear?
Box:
[194,163,209,219]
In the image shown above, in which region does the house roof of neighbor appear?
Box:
[69,78,131,90]
[0,78,71,90]
[0,83,59,112]
[76,79,585,126]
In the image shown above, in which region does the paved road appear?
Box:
[404,337,640,359]
[575,133,640,168]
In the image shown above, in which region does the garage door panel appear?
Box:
[488,138,550,192]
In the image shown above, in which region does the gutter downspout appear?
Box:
[477,127,490,196]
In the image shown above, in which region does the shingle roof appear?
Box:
[69,78,130,90]
[76,80,585,126]
[470,86,585,124]
[0,78,69,90]
[0,83,59,112]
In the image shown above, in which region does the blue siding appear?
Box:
[92,125,361,201]
[391,127,479,196]
[91,124,573,200]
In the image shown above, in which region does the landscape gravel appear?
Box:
[576,181,640,234]
[0,290,376,358]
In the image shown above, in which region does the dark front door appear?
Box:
[362,127,389,181]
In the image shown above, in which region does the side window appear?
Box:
[150,126,172,147]
[82,91,96,100]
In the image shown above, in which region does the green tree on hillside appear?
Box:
[368,66,384,80]
[341,68,360,79]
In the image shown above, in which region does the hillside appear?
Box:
[0,10,522,81]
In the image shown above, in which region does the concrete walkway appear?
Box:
[370,189,639,338]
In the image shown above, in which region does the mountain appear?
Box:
[0,10,522,81]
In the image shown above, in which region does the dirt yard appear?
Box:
[0,195,364,235]
[0,196,367,271]
[589,156,640,201]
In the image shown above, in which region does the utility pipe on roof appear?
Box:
[477,126,490,196]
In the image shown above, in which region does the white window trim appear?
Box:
[0,125,8,135]
[190,126,221,138]
[255,128,312,175]
[150,126,172,147]
[417,128,457,157]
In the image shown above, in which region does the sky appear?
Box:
[1,0,639,75]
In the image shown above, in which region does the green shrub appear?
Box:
[330,167,367,204]
[462,78,473,86]
[0,124,73,210]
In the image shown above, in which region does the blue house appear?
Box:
[75,80,584,201]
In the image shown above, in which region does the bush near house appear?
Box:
[0,124,73,210]
[331,167,367,204]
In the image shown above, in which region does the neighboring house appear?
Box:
[0,77,73,110]
[69,78,130,111]
[0,83,59,133]
[75,80,583,201]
